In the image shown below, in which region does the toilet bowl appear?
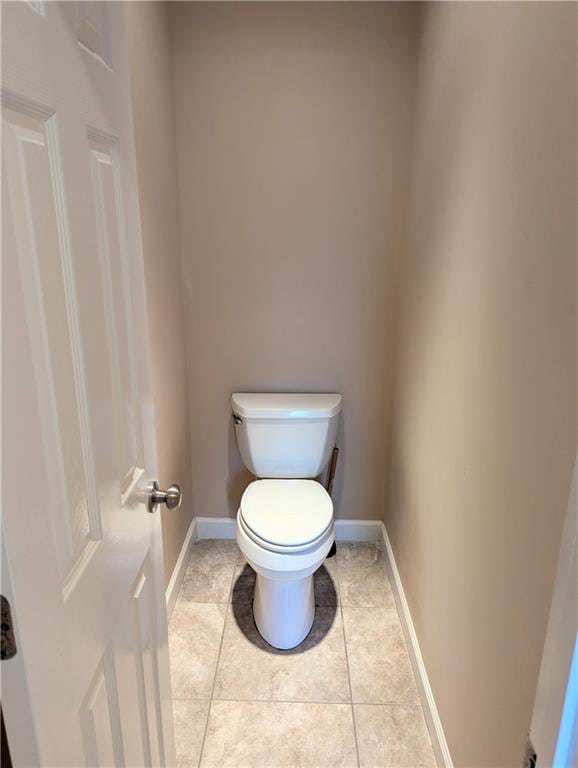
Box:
[236,479,335,649]
[231,392,342,650]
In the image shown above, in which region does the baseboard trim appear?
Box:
[380,522,453,768]
[196,516,236,539]
[194,516,384,542]
[335,519,383,541]
[165,516,197,620]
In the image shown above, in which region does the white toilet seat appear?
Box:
[236,506,334,579]
[239,479,333,549]
[238,507,332,554]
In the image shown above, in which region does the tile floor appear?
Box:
[169,539,436,768]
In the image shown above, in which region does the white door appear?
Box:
[2,2,175,766]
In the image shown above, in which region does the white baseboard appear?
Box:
[335,519,383,541]
[195,516,236,539]
[194,516,384,542]
[165,516,197,620]
[380,522,453,768]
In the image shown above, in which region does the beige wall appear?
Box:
[385,4,576,767]
[126,2,193,584]
[169,1,418,521]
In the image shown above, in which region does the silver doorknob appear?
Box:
[148,481,182,514]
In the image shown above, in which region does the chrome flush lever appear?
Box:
[148,481,182,514]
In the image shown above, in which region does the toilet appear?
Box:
[232,392,342,649]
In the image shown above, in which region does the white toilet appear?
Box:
[232,392,342,650]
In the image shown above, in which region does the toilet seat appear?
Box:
[238,508,331,555]
[239,479,333,551]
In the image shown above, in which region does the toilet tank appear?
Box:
[231,393,342,478]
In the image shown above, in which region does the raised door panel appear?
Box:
[132,556,164,767]
[88,130,143,488]
[80,650,124,767]
[2,99,102,594]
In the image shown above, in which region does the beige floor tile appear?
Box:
[354,705,436,767]
[336,543,395,609]
[315,558,340,606]
[342,606,420,705]
[230,561,256,603]
[213,603,350,702]
[235,543,246,564]
[179,540,238,603]
[200,700,358,767]
[169,602,227,698]
[231,559,339,607]
[173,699,210,768]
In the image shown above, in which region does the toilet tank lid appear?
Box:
[231,393,342,419]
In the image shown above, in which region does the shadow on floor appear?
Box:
[231,564,338,654]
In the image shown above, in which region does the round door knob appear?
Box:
[148,481,182,514]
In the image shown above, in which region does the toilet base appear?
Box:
[253,572,315,650]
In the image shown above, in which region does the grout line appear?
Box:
[171,696,212,701]
[205,696,424,707]
[175,597,396,608]
[195,557,238,768]
[172,693,429,709]
[211,695,352,706]
[176,599,240,605]
[335,548,361,768]
[176,696,354,706]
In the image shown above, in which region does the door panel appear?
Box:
[3,100,99,585]
[87,129,144,485]
[132,556,165,768]
[2,3,175,766]
[80,650,124,768]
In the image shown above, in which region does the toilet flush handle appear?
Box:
[147,481,182,514]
